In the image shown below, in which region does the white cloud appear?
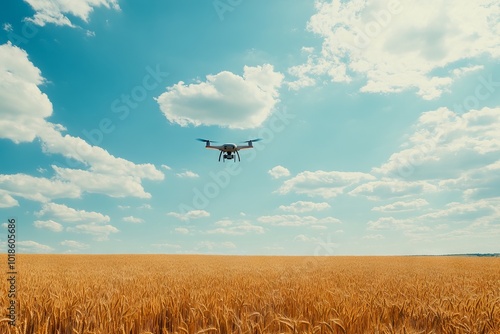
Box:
[310,225,328,230]
[374,107,500,179]
[258,214,341,227]
[372,199,429,212]
[51,167,156,199]
[156,64,284,129]
[40,129,164,199]
[34,220,63,232]
[61,240,89,249]
[40,128,164,180]
[415,200,499,223]
[277,170,375,198]
[289,0,500,99]
[176,171,199,178]
[0,42,53,143]
[36,202,110,223]
[123,216,144,224]
[24,0,120,27]
[441,160,500,201]
[161,164,172,170]
[451,65,484,78]
[268,165,290,179]
[17,240,53,253]
[0,42,164,202]
[37,167,47,174]
[367,198,500,242]
[350,179,438,200]
[294,234,312,242]
[0,191,19,208]
[367,216,408,230]
[167,210,210,221]
[67,223,119,241]
[3,23,13,32]
[207,220,264,235]
[279,201,330,213]
[153,243,181,249]
[215,219,233,227]
[174,227,189,234]
[363,234,384,240]
[196,241,236,250]
[0,174,81,202]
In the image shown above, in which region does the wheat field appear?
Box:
[1,255,499,333]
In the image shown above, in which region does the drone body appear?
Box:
[196,138,261,162]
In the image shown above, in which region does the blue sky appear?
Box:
[1,0,499,255]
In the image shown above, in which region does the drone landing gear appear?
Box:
[220,152,240,162]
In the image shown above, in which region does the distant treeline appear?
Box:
[442,253,500,257]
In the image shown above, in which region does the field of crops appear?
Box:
[1,255,499,333]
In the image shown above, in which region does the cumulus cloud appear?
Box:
[0,174,81,202]
[0,42,164,203]
[416,200,499,223]
[196,241,236,250]
[258,214,341,227]
[279,201,331,213]
[17,240,53,253]
[363,234,384,240]
[176,171,199,178]
[24,0,120,27]
[36,202,110,223]
[0,42,53,143]
[61,240,89,249]
[268,165,290,179]
[288,0,500,99]
[40,128,164,180]
[372,199,429,212]
[67,223,119,241]
[374,107,500,179]
[152,243,181,249]
[156,64,284,129]
[34,220,63,232]
[350,179,438,200]
[167,210,210,221]
[367,198,500,242]
[0,191,19,208]
[123,216,144,223]
[52,167,156,199]
[174,227,189,234]
[277,170,375,198]
[207,220,264,235]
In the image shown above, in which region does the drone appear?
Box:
[196,138,262,162]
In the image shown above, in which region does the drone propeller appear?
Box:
[241,138,262,143]
[196,138,218,143]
